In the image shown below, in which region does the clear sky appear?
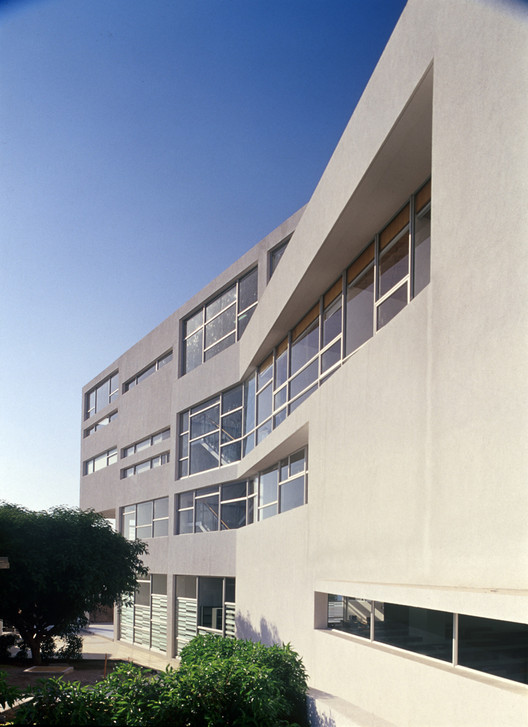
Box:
[0,0,406,511]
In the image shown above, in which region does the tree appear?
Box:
[0,503,147,664]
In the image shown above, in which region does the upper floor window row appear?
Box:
[122,428,170,458]
[83,410,118,438]
[177,448,307,533]
[268,235,291,279]
[84,447,117,475]
[182,267,258,375]
[121,452,170,479]
[178,180,431,477]
[124,351,172,392]
[85,373,119,420]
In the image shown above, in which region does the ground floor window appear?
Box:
[119,574,167,652]
[324,593,528,685]
[175,575,236,655]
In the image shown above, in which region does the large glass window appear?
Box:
[121,452,170,478]
[178,181,431,469]
[122,497,169,540]
[85,373,119,420]
[182,268,258,374]
[324,592,526,686]
[84,447,117,475]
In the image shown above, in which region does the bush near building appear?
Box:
[10,634,309,726]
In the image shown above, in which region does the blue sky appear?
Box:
[0,0,406,511]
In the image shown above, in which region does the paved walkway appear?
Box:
[81,624,180,672]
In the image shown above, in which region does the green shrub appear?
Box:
[12,635,309,726]
[0,669,22,710]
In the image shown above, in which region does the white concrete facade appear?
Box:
[80,1,528,724]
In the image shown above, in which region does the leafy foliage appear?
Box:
[0,502,147,664]
[12,635,309,726]
[0,669,22,710]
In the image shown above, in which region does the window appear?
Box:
[269,236,291,279]
[120,573,168,651]
[122,497,169,539]
[122,428,170,457]
[176,449,307,532]
[175,575,236,653]
[123,351,172,392]
[178,386,243,477]
[85,373,119,420]
[324,593,528,685]
[121,452,170,478]
[182,268,258,375]
[84,410,118,437]
[84,447,117,475]
[178,181,431,468]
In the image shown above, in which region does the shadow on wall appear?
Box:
[236,611,281,645]
[306,698,338,727]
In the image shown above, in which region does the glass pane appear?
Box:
[374,603,452,662]
[136,437,150,452]
[136,524,151,539]
[328,596,371,639]
[291,320,319,375]
[238,267,258,311]
[96,380,109,412]
[135,460,151,474]
[256,420,272,444]
[289,384,317,414]
[243,375,256,433]
[290,359,318,400]
[222,482,246,501]
[190,405,220,439]
[154,497,169,518]
[178,509,194,534]
[257,360,273,389]
[198,577,223,629]
[135,581,151,607]
[107,449,117,465]
[346,268,374,355]
[205,305,236,348]
[179,492,193,509]
[124,445,135,458]
[275,348,288,388]
[185,309,203,336]
[190,433,219,474]
[123,510,136,540]
[151,456,161,468]
[220,441,241,465]
[153,519,168,537]
[379,234,409,297]
[179,459,188,477]
[414,207,431,296]
[290,450,305,476]
[137,364,156,384]
[176,575,197,598]
[279,476,305,512]
[269,240,288,277]
[237,306,255,338]
[323,297,342,347]
[225,578,236,603]
[259,503,277,520]
[222,386,243,413]
[205,286,236,321]
[94,453,107,472]
[184,329,203,373]
[180,410,189,432]
[377,284,407,330]
[257,382,272,425]
[204,332,236,360]
[274,386,287,410]
[259,467,278,506]
[279,459,289,482]
[136,501,152,526]
[157,351,172,368]
[274,409,287,428]
[152,574,167,595]
[221,410,242,443]
[195,494,219,532]
[221,501,247,530]
[243,433,254,456]
[322,340,341,373]
[458,615,528,684]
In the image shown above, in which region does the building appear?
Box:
[80,1,528,724]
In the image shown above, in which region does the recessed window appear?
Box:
[83,447,117,475]
[124,351,172,392]
[121,452,170,478]
[84,410,118,437]
[269,236,291,279]
[122,428,170,458]
[182,268,258,375]
[85,373,119,420]
[122,497,169,540]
